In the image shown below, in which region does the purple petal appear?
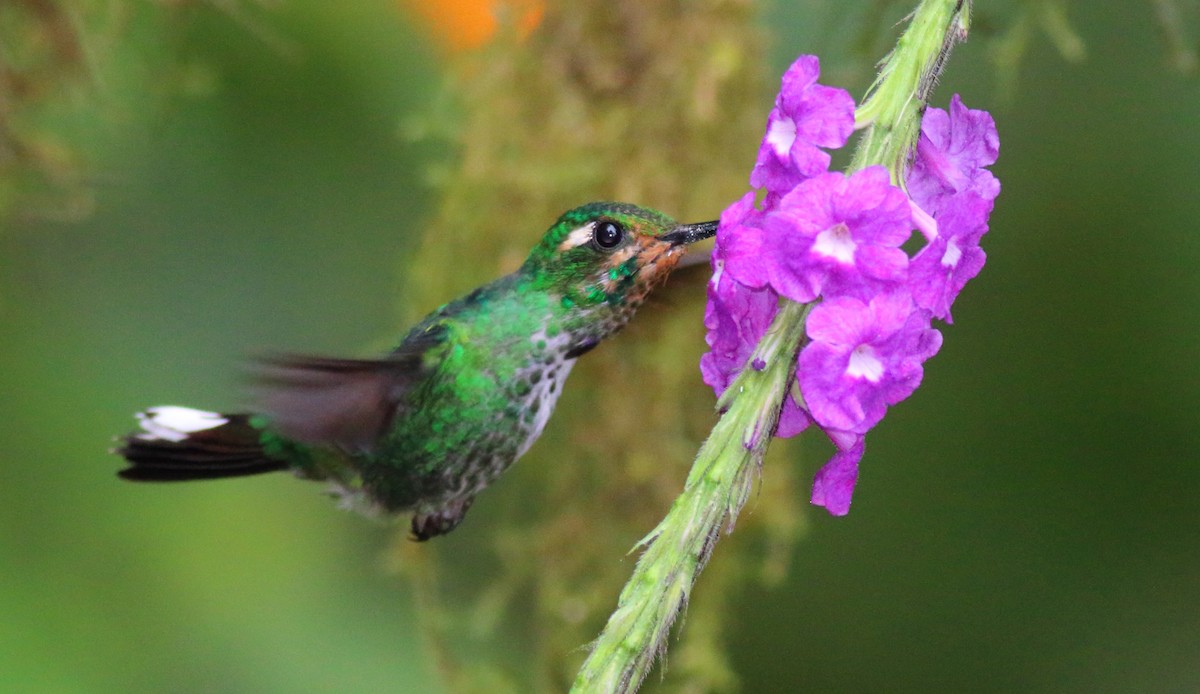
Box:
[945,94,1000,173]
[907,95,1001,216]
[718,193,771,289]
[870,291,917,336]
[826,245,907,300]
[841,167,914,248]
[749,55,856,195]
[804,295,871,346]
[909,191,992,322]
[798,292,935,434]
[810,437,864,516]
[797,339,869,432]
[823,427,860,451]
[701,250,780,397]
[761,169,914,303]
[793,83,857,152]
[722,225,771,290]
[775,394,812,438]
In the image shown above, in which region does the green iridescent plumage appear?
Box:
[117,202,716,539]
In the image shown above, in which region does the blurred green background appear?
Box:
[2,1,1199,692]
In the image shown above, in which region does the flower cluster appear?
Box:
[702,56,999,516]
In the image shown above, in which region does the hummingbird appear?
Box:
[116,202,717,540]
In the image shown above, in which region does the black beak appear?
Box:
[661,220,718,246]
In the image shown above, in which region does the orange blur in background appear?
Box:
[400,0,544,51]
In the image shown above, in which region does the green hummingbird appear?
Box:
[117,202,717,540]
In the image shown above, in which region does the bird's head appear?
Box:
[522,201,717,315]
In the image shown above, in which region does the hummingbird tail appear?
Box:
[115,406,286,481]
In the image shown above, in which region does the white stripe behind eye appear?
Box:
[558,223,596,251]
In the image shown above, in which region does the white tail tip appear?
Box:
[135,406,228,442]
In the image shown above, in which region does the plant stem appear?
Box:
[570,300,809,694]
[851,0,972,179]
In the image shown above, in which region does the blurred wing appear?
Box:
[250,325,446,451]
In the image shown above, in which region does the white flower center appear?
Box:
[813,222,856,264]
[846,344,884,382]
[941,237,962,268]
[766,116,797,158]
[710,258,725,287]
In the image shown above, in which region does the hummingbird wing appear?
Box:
[250,325,447,452]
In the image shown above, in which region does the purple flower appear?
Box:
[749,56,856,197]
[909,191,992,322]
[907,94,1000,215]
[798,292,942,434]
[701,60,999,518]
[700,274,778,397]
[759,167,913,303]
[810,436,864,516]
[701,207,780,396]
[716,192,771,290]
[905,95,1000,323]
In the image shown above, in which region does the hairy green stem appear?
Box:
[851,0,972,180]
[572,1,971,692]
[571,300,810,693]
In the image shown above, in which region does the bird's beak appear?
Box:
[661,220,718,246]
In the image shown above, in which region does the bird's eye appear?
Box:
[593,221,624,250]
